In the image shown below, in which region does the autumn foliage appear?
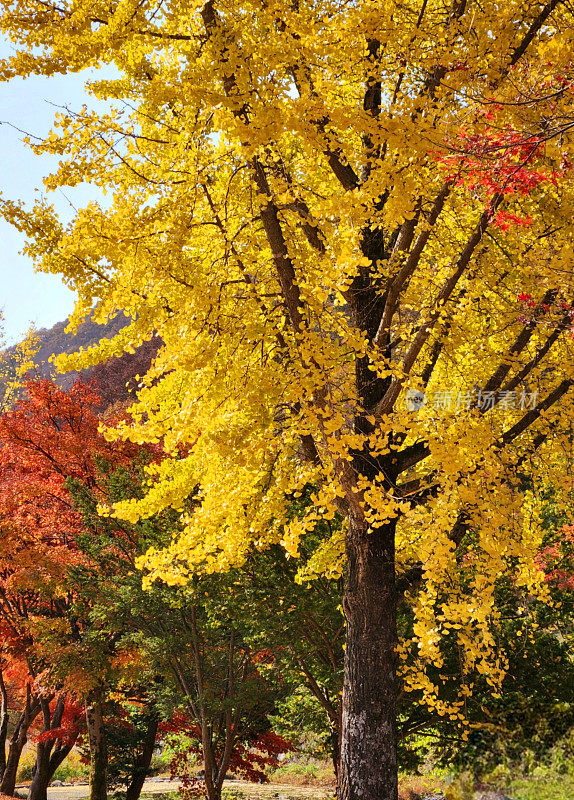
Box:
[0,379,296,800]
[0,1,573,799]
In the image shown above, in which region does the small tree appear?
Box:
[0,380,142,800]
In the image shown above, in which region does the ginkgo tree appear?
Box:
[1,2,574,798]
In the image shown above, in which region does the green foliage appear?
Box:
[105,706,159,789]
[16,751,38,782]
[268,757,335,787]
[52,751,90,782]
[270,686,333,759]
[508,775,574,800]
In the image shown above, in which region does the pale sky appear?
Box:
[0,41,105,344]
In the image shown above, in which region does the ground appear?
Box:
[9,771,574,800]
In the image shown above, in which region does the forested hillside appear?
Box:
[1,316,160,407]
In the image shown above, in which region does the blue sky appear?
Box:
[0,42,101,344]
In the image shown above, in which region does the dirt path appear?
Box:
[40,780,334,800]
[44,781,180,800]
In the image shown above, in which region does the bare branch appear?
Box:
[373,182,451,350]
[509,0,564,67]
[482,288,559,394]
[498,378,573,448]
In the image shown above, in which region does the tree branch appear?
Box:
[374,195,503,416]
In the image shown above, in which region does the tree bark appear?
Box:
[86,699,107,800]
[28,696,73,800]
[1,721,27,796]
[200,718,224,800]
[27,741,72,800]
[1,691,42,796]
[124,715,159,800]
[338,514,398,800]
[330,723,340,779]
[0,670,9,779]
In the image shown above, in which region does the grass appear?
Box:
[398,774,446,799]
[17,749,89,784]
[508,774,574,800]
[267,759,335,787]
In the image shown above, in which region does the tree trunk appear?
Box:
[0,670,9,779]
[204,777,222,800]
[124,715,159,800]
[201,733,222,800]
[27,741,73,800]
[1,692,41,796]
[1,720,27,796]
[338,514,398,800]
[330,722,341,779]
[86,699,107,800]
[28,741,51,800]
[28,696,73,800]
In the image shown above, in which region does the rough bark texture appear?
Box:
[336,219,399,800]
[86,700,108,800]
[124,715,159,800]
[338,514,398,800]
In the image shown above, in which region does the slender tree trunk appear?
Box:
[124,715,159,800]
[28,741,51,800]
[333,697,343,779]
[338,514,398,800]
[28,698,53,800]
[330,724,340,779]
[200,727,222,800]
[1,692,41,796]
[0,670,9,779]
[1,721,27,796]
[86,699,107,800]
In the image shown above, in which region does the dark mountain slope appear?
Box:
[2,315,160,408]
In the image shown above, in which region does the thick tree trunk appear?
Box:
[124,715,159,800]
[204,781,222,800]
[86,700,107,800]
[338,514,398,800]
[1,693,41,796]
